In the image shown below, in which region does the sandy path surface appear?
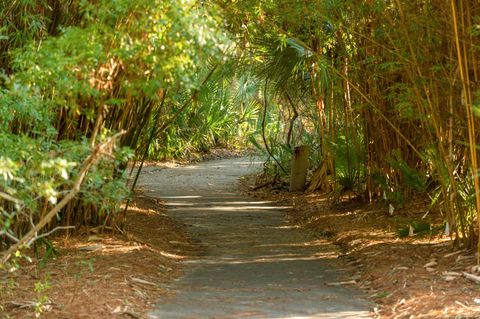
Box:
[135,157,371,318]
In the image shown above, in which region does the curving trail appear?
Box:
[136,157,371,319]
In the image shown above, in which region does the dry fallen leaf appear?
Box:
[130,276,157,286]
[424,261,438,268]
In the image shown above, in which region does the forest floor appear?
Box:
[0,149,244,319]
[0,195,198,319]
[2,153,480,318]
[243,177,480,319]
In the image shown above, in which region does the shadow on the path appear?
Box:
[138,158,371,319]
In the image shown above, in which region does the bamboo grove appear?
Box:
[219,0,480,249]
[1,0,480,258]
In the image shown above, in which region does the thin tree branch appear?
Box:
[125,62,220,207]
[284,91,299,150]
[0,192,23,205]
[1,131,125,264]
[26,226,76,246]
[154,64,219,138]
[120,90,168,223]
[0,230,20,243]
[262,79,287,174]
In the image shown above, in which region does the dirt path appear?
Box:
[136,157,372,319]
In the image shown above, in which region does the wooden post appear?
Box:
[290,145,309,192]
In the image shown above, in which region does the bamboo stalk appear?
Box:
[450,0,480,258]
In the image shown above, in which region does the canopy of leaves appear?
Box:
[2,0,480,253]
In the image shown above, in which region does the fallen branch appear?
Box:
[112,310,141,319]
[1,131,125,264]
[443,250,464,258]
[130,276,157,286]
[463,272,480,284]
[6,300,55,309]
[455,300,472,310]
[6,301,40,309]
[251,180,272,191]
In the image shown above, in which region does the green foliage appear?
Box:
[219,0,480,247]
[148,64,262,160]
[397,221,447,239]
[74,258,95,280]
[0,129,131,239]
[387,150,428,193]
[1,0,480,260]
[371,291,391,299]
[331,133,365,192]
[34,274,52,317]
[397,221,432,238]
[1,0,234,254]
[34,239,58,269]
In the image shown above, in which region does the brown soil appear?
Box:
[4,158,480,319]
[0,195,198,319]
[243,178,480,319]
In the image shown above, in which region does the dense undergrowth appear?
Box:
[1,0,480,265]
[220,0,480,250]
[0,0,258,264]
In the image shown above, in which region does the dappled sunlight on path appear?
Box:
[135,158,371,319]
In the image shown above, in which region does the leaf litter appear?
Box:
[241,176,480,319]
[0,195,199,318]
